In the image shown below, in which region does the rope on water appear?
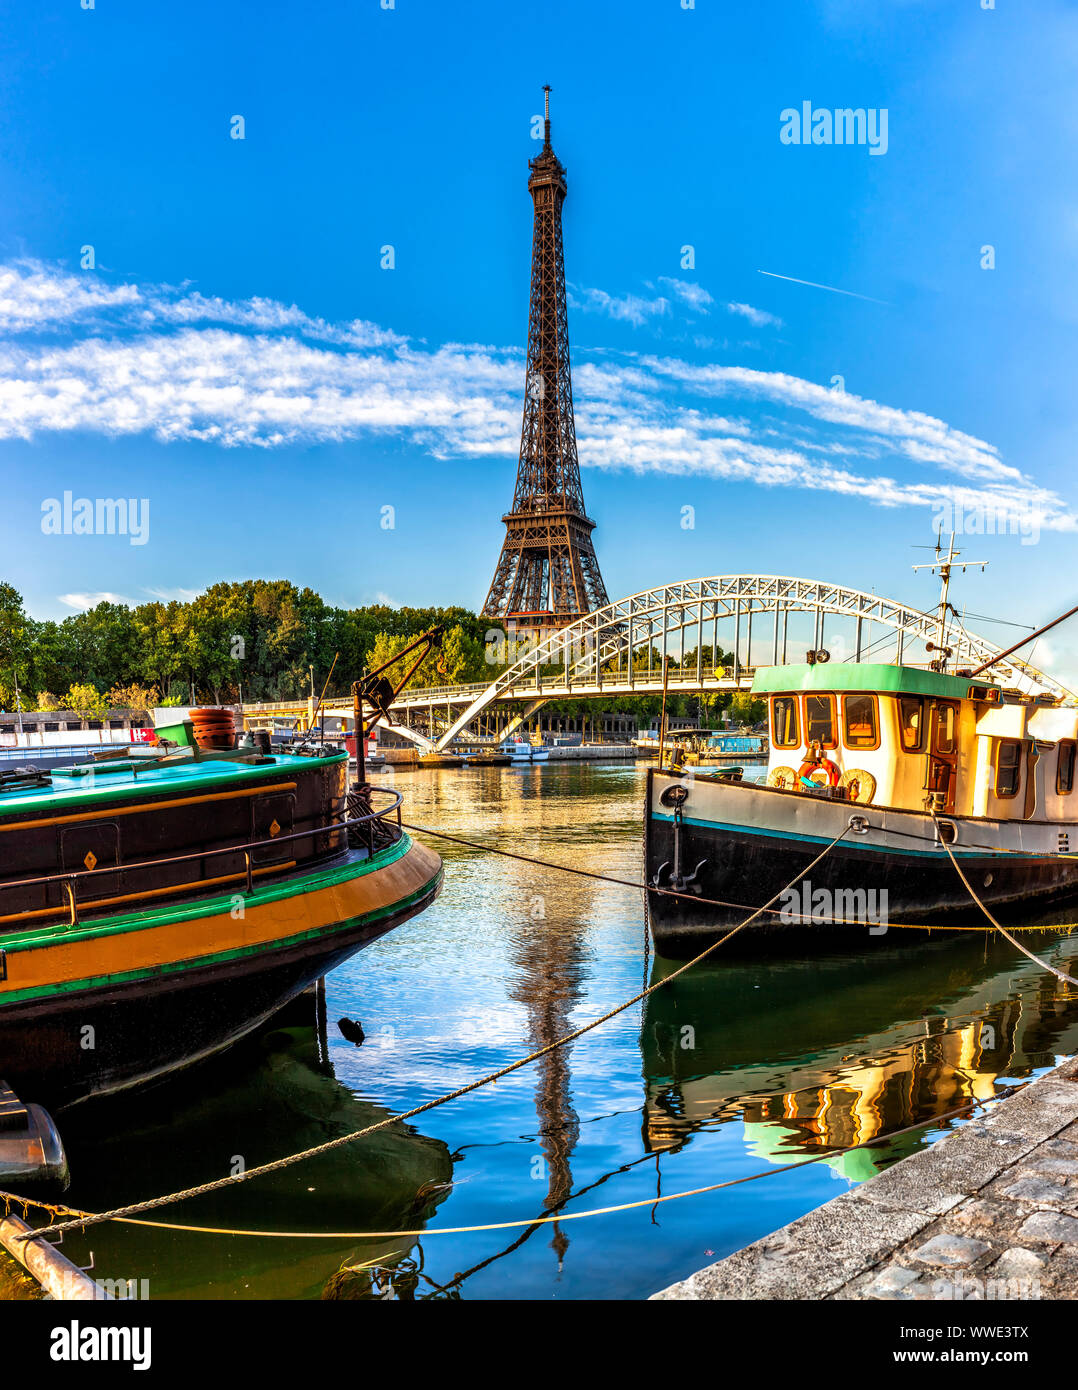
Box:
[23,823,854,1246]
[0,1192,87,1222]
[2,1088,1020,1243]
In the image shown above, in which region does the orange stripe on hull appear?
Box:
[0,839,442,996]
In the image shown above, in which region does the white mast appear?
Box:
[911,527,987,670]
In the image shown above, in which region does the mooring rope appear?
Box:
[402,820,1078,934]
[0,1087,1019,1243]
[856,818,1078,860]
[0,1193,86,1222]
[24,824,853,1245]
[932,813,1076,985]
[402,820,758,910]
[17,805,1076,1247]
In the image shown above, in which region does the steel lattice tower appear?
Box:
[481,87,609,633]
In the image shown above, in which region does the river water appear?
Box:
[5,759,1078,1301]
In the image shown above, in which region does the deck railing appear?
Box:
[0,785,404,931]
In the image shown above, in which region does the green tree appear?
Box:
[26,619,68,697]
[105,682,160,714]
[726,693,767,726]
[132,602,185,702]
[0,584,522,709]
[0,582,29,708]
[60,601,140,689]
[62,682,109,719]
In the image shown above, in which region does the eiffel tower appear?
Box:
[481,87,609,635]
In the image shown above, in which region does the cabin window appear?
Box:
[996,740,1022,799]
[899,697,924,752]
[771,696,800,749]
[933,704,957,755]
[843,694,879,750]
[803,694,837,749]
[1058,741,1076,796]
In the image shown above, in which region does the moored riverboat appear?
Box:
[500,738,549,763]
[645,660,1078,953]
[633,730,768,764]
[0,736,441,1107]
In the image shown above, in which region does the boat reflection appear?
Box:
[641,929,1078,1178]
[31,998,455,1301]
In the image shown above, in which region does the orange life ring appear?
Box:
[798,756,840,789]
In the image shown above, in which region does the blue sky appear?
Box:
[1,0,1076,676]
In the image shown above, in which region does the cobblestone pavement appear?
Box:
[652,1056,1078,1300]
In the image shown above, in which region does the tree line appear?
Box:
[0,579,498,714]
[0,578,765,725]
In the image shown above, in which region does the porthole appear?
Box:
[660,785,689,809]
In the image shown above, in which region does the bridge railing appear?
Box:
[242,700,309,714]
[399,667,754,703]
[395,682,491,702]
[240,665,757,717]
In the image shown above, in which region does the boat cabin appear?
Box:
[751,662,1078,823]
[0,749,351,930]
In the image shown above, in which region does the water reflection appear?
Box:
[506,917,587,1268]
[488,770,595,1269]
[642,930,1078,1178]
[38,1008,454,1300]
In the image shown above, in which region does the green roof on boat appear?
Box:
[0,750,347,817]
[750,662,1000,699]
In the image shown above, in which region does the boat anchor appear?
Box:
[651,789,707,895]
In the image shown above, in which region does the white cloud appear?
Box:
[142,586,203,603]
[636,359,1024,487]
[568,285,671,326]
[0,260,1072,538]
[0,261,141,332]
[0,259,406,349]
[727,301,784,329]
[657,277,715,313]
[150,290,406,349]
[58,591,138,611]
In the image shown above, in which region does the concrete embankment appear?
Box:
[525,744,636,761]
[379,744,637,765]
[652,1055,1078,1300]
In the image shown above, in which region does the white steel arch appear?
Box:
[432,574,1073,749]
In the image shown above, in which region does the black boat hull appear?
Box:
[644,769,1078,955]
[0,863,442,1109]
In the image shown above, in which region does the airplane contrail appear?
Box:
[757,269,890,305]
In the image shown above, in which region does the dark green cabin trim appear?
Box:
[751,662,1000,700]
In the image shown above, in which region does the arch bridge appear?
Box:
[242,575,1073,752]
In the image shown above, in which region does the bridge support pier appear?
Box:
[494,697,548,746]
